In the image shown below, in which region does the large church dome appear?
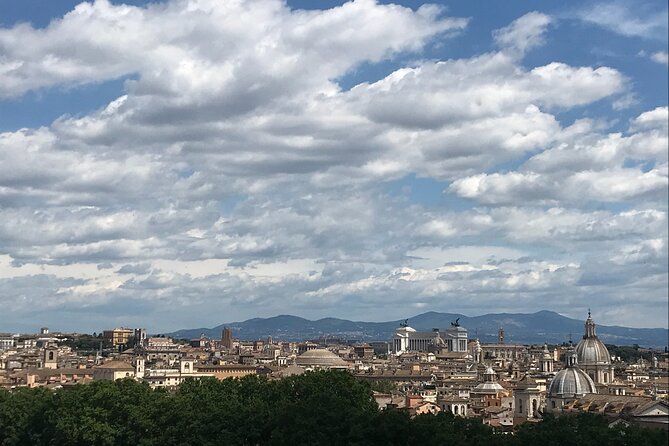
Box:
[548,367,597,397]
[296,349,348,368]
[575,312,611,366]
[548,347,597,397]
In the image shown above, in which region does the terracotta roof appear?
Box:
[95,360,134,370]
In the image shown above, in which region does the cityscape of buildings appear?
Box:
[1,311,667,431]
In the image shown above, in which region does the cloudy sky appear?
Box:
[0,0,667,333]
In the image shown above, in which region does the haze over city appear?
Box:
[0,0,667,334]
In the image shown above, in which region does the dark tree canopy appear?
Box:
[0,371,666,446]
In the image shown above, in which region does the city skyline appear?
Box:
[0,0,667,333]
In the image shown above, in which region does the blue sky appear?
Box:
[0,0,666,333]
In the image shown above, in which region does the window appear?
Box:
[48,351,54,360]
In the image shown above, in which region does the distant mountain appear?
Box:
[166,310,668,348]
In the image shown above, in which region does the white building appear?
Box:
[392,321,468,354]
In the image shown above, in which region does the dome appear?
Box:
[548,344,596,397]
[548,368,597,397]
[576,338,611,365]
[575,312,611,365]
[295,349,348,368]
[473,366,505,393]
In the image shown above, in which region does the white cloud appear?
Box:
[0,0,467,99]
[493,11,552,56]
[574,1,669,41]
[450,107,669,205]
[0,2,665,331]
[650,51,669,65]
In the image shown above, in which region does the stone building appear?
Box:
[392,321,468,354]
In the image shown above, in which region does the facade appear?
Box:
[514,375,542,421]
[195,364,257,380]
[575,312,614,384]
[392,322,468,354]
[438,396,468,417]
[0,334,16,350]
[353,344,375,359]
[103,328,134,347]
[481,344,527,362]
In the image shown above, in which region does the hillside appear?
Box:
[167,310,668,347]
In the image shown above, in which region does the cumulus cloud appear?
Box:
[0,1,666,331]
[450,107,669,205]
[0,0,467,99]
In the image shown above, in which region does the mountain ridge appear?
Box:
[165,310,668,347]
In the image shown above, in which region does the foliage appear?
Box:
[605,344,655,363]
[368,379,397,394]
[0,372,666,446]
[61,334,104,352]
[514,413,667,446]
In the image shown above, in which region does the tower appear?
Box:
[540,343,554,374]
[180,358,195,375]
[134,357,145,378]
[498,327,505,344]
[474,339,482,364]
[134,328,147,348]
[43,346,58,369]
[222,327,233,350]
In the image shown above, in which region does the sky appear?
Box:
[0,0,667,334]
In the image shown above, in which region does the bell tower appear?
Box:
[540,343,554,373]
[134,357,145,378]
[43,346,58,369]
[498,327,505,344]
